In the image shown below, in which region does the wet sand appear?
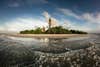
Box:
[0,34,99,67]
[7,34,89,38]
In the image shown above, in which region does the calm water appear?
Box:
[0,34,100,67]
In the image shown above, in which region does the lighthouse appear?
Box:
[48,18,52,33]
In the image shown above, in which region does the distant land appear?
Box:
[20,26,87,34]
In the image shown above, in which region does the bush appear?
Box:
[20,26,87,34]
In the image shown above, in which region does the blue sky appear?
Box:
[0,0,100,33]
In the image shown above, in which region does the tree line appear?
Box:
[20,26,87,34]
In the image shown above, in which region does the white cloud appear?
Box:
[59,8,100,24]
[62,20,92,32]
[58,8,81,19]
[0,11,59,33]
[82,13,100,24]
[58,8,100,33]
[0,17,48,32]
[43,11,51,22]
[43,11,59,27]
[1,10,100,33]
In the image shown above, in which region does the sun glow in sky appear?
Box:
[0,0,100,33]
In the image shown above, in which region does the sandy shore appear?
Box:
[6,34,89,38]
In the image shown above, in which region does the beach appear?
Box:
[6,34,89,38]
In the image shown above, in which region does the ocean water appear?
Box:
[0,34,100,67]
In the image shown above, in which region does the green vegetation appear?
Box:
[20,27,43,34]
[20,26,87,34]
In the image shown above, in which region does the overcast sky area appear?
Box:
[0,0,100,33]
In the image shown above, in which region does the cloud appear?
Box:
[0,11,95,33]
[62,20,92,32]
[58,8,81,19]
[82,13,100,24]
[43,11,59,27]
[8,2,20,7]
[8,0,48,7]
[0,11,59,33]
[0,10,99,33]
[59,8,100,24]
[0,17,48,32]
[58,8,100,32]
[43,11,51,22]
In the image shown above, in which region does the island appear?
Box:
[20,18,87,34]
[20,26,87,34]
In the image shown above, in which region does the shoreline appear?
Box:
[6,34,89,38]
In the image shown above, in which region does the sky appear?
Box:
[0,0,100,33]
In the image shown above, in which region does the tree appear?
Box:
[20,26,87,34]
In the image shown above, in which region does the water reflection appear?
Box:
[34,37,91,53]
[0,34,100,67]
